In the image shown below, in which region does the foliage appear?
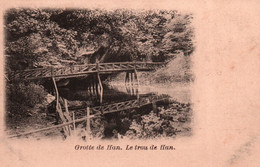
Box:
[125,102,191,139]
[4,8,194,122]
[90,117,105,139]
[143,51,193,83]
[6,82,47,117]
[5,8,194,71]
[125,110,176,139]
[5,9,78,70]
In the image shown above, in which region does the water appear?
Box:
[54,79,192,139]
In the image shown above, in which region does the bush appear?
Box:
[5,9,194,70]
[125,102,191,139]
[6,82,47,116]
[125,111,177,139]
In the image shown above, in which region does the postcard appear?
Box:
[1,0,260,166]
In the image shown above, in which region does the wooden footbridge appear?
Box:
[8,94,170,138]
[9,61,165,104]
[10,61,164,81]
[68,94,170,115]
[8,61,167,139]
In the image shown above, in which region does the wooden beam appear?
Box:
[86,107,91,140]
[130,72,133,85]
[125,71,129,85]
[8,114,96,138]
[52,77,59,106]
[97,72,103,104]
[13,62,166,81]
[52,77,69,137]
[63,98,73,136]
[72,111,76,130]
[92,75,96,96]
[134,69,139,86]
[95,75,99,96]
[8,95,170,138]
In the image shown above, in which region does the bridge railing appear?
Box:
[10,62,165,80]
[71,94,170,115]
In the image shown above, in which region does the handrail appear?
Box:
[7,94,169,138]
[10,61,165,80]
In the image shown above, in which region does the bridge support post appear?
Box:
[92,75,96,96]
[95,76,99,96]
[52,77,70,137]
[96,61,103,104]
[136,87,139,99]
[134,69,139,86]
[90,76,94,96]
[125,72,130,85]
[97,73,103,104]
[88,83,91,96]
[63,98,73,135]
[130,72,134,85]
[131,82,135,95]
[72,111,76,131]
[126,85,131,95]
[86,107,91,140]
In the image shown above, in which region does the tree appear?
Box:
[5,8,194,70]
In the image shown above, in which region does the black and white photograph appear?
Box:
[1,0,260,167]
[5,8,194,140]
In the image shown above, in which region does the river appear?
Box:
[53,78,192,140]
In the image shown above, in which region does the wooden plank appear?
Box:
[72,111,76,130]
[134,69,139,86]
[86,107,91,140]
[52,77,69,136]
[97,72,103,104]
[64,99,72,122]
[8,114,96,138]
[52,77,59,105]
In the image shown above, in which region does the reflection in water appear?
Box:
[109,82,191,103]
[125,84,139,98]
[59,84,141,105]
[50,80,191,139]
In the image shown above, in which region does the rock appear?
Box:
[45,94,55,105]
[57,79,70,87]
